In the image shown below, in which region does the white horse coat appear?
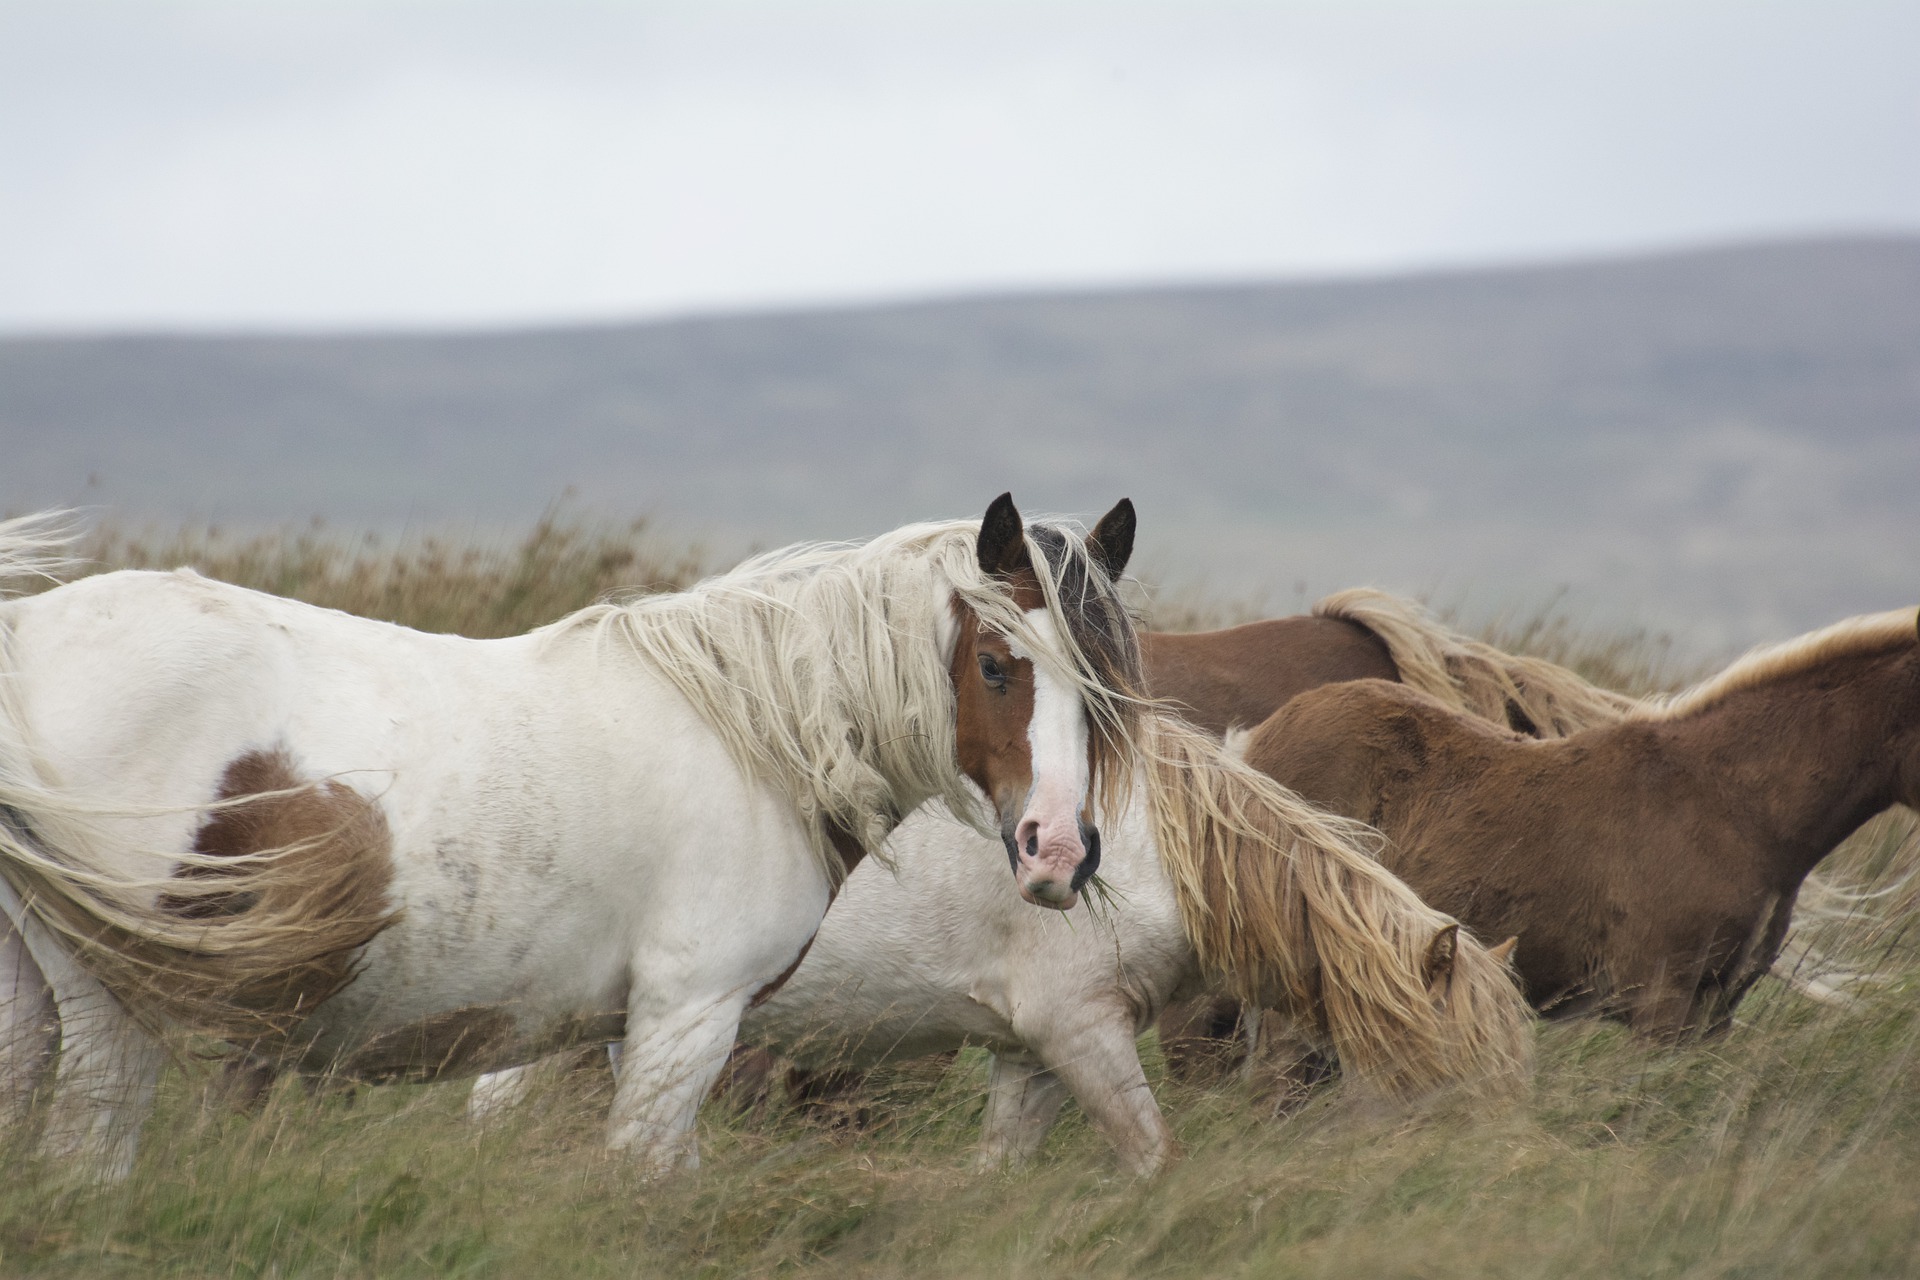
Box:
[750,798,1199,1174]
[0,506,1140,1178]
[474,796,1204,1176]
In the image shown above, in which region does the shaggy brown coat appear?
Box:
[1240,609,1920,1037]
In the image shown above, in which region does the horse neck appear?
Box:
[1662,643,1920,883]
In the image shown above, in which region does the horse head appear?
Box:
[952,493,1137,911]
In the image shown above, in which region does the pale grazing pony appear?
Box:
[0,496,1140,1179]
[475,714,1537,1175]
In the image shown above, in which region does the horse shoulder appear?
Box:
[1243,679,1418,816]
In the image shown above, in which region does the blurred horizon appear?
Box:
[9,233,1918,655]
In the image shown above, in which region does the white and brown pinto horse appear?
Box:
[0,496,1142,1179]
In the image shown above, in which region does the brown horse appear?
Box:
[1148,589,1644,1076]
[1239,608,1920,1038]
[1145,588,1641,740]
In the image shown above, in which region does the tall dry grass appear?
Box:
[72,511,711,637]
[1,520,1917,1278]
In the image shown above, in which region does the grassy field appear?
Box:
[3,519,1917,1279]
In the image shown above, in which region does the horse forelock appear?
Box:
[1643,608,1920,722]
[1017,523,1145,820]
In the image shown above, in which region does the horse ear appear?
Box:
[1423,923,1459,1001]
[977,492,1032,578]
[1085,498,1136,582]
[1488,935,1519,967]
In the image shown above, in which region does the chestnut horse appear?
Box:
[1147,589,1643,1075]
[1241,608,1920,1037]
[0,495,1141,1179]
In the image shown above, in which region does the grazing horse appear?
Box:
[0,495,1142,1179]
[1239,607,1920,1037]
[475,714,1536,1175]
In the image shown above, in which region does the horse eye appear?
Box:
[977,654,1007,688]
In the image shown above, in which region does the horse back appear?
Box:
[1143,616,1396,737]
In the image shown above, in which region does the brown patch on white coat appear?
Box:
[9,746,399,1045]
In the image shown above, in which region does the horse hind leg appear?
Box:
[0,915,56,1128]
[0,878,162,1181]
[975,1048,1070,1172]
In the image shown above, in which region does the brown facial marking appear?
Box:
[1423,923,1460,1008]
[950,597,1039,823]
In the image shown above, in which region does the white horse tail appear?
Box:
[0,521,397,1044]
[1143,715,1533,1101]
[1314,588,1643,738]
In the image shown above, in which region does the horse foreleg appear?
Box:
[1035,1015,1177,1177]
[0,915,56,1128]
[605,993,745,1174]
[975,1048,1070,1171]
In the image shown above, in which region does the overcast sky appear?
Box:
[2,0,1916,332]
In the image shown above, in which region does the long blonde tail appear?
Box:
[1145,716,1532,1099]
[1314,588,1643,738]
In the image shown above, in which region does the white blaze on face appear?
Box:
[1008,608,1093,908]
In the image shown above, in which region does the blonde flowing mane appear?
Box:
[1143,714,1533,1098]
[560,517,1143,881]
[1314,588,1643,738]
[1637,608,1918,722]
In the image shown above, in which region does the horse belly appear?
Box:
[303,738,833,1078]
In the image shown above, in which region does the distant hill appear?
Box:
[5,235,1918,651]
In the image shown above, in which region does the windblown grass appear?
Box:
[72,510,710,637]
[4,519,1918,1278]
